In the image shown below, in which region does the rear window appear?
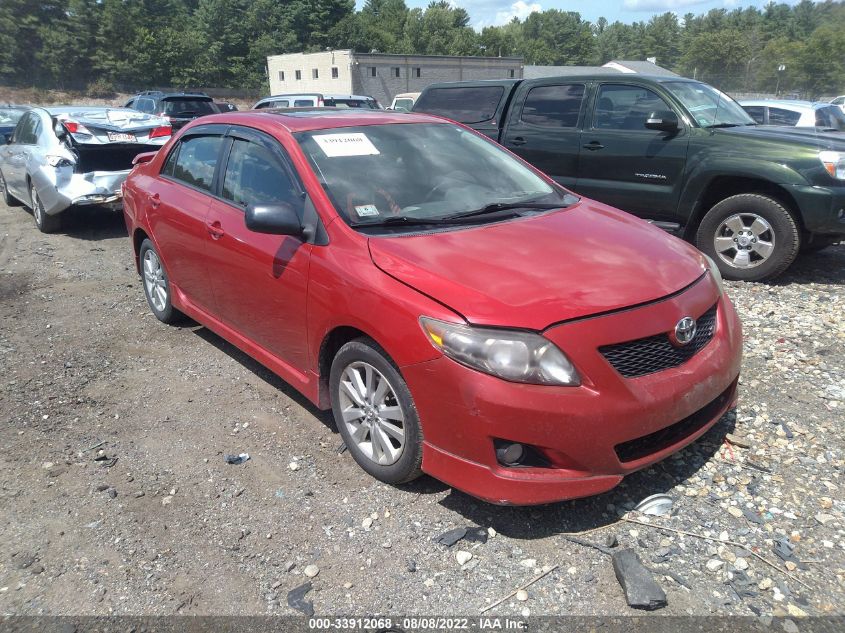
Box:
[162,99,216,116]
[815,106,845,130]
[413,86,505,124]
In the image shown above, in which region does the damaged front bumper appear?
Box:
[32,165,129,216]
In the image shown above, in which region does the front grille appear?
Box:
[614,383,733,463]
[599,304,717,378]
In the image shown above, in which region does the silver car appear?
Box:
[0,106,171,232]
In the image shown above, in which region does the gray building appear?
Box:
[266,50,523,106]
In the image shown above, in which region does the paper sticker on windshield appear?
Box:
[355,204,380,217]
[313,133,380,157]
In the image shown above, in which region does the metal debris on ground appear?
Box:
[611,548,668,610]
[224,453,250,465]
[286,581,314,617]
[633,493,675,516]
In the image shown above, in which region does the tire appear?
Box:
[0,170,21,206]
[30,184,61,233]
[330,338,423,485]
[695,193,800,282]
[139,238,181,324]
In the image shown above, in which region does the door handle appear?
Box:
[583,141,605,151]
[207,220,225,240]
[510,137,527,146]
[149,192,161,208]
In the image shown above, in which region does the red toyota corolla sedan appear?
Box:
[122,109,742,505]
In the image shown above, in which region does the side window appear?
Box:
[125,99,136,109]
[136,98,155,114]
[15,113,38,144]
[768,107,801,126]
[276,100,289,108]
[169,135,223,191]
[294,99,313,107]
[413,86,505,124]
[593,84,672,131]
[222,139,300,209]
[521,84,585,128]
[743,106,765,124]
[161,143,181,177]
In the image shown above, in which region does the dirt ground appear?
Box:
[0,200,843,621]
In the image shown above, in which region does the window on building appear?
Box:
[509,69,515,78]
[278,71,285,82]
[370,67,377,77]
[393,67,400,78]
[295,70,301,80]
[415,68,421,78]
[332,67,339,78]
[312,68,319,79]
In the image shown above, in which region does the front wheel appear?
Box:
[695,193,800,281]
[330,338,423,485]
[30,184,61,233]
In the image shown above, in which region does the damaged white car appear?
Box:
[0,107,171,232]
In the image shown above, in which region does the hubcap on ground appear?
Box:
[143,249,168,312]
[338,361,405,466]
[714,213,775,269]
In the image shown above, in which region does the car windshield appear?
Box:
[666,81,755,128]
[0,107,27,126]
[162,99,215,116]
[296,123,574,229]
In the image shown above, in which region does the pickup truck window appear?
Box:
[413,86,504,124]
[593,84,672,131]
[521,84,585,128]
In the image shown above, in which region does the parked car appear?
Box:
[122,109,741,505]
[389,92,420,112]
[0,105,30,142]
[0,106,171,232]
[830,95,845,113]
[212,101,238,113]
[740,99,845,130]
[412,76,845,280]
[124,91,216,129]
[252,94,380,110]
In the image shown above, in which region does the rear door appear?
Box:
[500,81,587,189]
[146,126,226,313]
[4,111,40,197]
[204,127,312,373]
[576,81,690,220]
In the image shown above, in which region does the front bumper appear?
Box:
[403,274,742,505]
[786,184,845,235]
[32,165,128,215]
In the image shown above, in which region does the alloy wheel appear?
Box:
[713,213,775,269]
[143,249,168,312]
[337,361,406,466]
[31,187,44,226]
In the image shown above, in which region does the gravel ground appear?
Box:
[0,201,843,620]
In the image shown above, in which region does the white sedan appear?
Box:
[740,99,845,131]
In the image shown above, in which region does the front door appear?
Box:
[205,129,312,374]
[575,82,690,221]
[500,82,587,189]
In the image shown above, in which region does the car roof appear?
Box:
[422,75,696,91]
[258,94,375,101]
[740,99,834,110]
[186,109,444,133]
[135,91,211,100]
[41,106,139,115]
[393,93,420,99]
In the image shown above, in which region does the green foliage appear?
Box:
[3,0,845,97]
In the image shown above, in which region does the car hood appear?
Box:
[368,199,708,330]
[718,124,845,150]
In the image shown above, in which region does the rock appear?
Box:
[611,548,667,610]
[734,557,749,571]
[455,551,472,565]
[815,513,834,525]
[782,620,799,633]
[343,582,353,589]
[515,589,528,602]
[787,604,808,617]
[725,433,752,449]
[362,517,373,529]
[519,558,537,568]
[107,488,117,499]
[435,527,467,547]
[161,496,173,506]
[728,507,743,518]
[284,561,295,572]
[303,565,319,578]
[406,560,416,573]
[289,461,300,471]
[286,582,314,617]
[758,578,773,590]
[706,559,725,571]
[487,527,497,539]
[784,561,797,572]
[604,533,619,548]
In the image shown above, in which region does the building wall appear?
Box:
[266,50,523,106]
[267,50,354,96]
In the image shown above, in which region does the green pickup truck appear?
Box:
[412,75,845,281]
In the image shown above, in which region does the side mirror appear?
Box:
[645,110,679,132]
[245,202,303,236]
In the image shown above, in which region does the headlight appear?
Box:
[702,254,724,295]
[419,317,580,386]
[45,155,73,168]
[819,150,845,179]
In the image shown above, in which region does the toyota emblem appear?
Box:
[673,316,697,346]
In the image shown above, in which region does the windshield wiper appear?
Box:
[705,123,742,129]
[350,215,449,228]
[443,202,563,221]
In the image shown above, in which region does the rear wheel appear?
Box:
[30,184,61,233]
[696,193,800,281]
[0,170,20,206]
[139,238,181,324]
[330,338,423,485]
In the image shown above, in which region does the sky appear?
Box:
[355,0,804,29]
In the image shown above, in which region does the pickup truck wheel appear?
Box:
[139,238,181,324]
[0,170,21,206]
[30,185,61,233]
[696,194,799,281]
[330,338,423,485]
